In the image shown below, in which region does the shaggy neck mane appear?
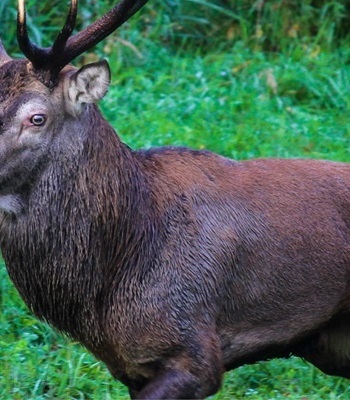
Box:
[0,106,160,344]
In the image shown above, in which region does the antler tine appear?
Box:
[52,0,78,66]
[57,0,150,69]
[17,0,49,68]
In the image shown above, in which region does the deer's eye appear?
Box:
[30,114,46,126]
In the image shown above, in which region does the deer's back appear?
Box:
[139,147,350,315]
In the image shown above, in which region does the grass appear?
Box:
[1,0,350,399]
[101,41,350,162]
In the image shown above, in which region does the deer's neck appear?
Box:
[1,110,159,342]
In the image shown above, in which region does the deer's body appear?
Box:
[1,64,350,394]
[1,1,350,398]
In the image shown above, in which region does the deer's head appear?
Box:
[0,0,148,213]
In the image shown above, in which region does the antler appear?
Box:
[17,0,149,87]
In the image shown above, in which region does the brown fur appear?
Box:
[1,50,350,400]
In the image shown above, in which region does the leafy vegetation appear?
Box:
[1,0,350,399]
[2,0,350,53]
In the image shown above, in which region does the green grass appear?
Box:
[101,42,350,162]
[1,0,350,399]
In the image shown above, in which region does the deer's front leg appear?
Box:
[133,368,221,400]
[132,343,224,400]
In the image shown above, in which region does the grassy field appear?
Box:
[1,0,350,399]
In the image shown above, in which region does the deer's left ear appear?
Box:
[66,60,111,109]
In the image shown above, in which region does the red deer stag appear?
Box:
[0,0,350,399]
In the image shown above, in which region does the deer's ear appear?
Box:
[66,60,111,108]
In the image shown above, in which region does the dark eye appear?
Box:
[30,114,46,126]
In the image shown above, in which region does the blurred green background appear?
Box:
[0,0,350,398]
